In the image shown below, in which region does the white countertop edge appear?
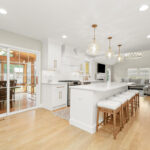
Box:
[70,83,128,92]
[42,82,67,85]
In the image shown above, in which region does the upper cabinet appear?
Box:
[42,38,96,81]
[48,39,62,71]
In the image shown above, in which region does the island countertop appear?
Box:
[70,82,128,92]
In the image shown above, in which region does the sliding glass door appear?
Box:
[0,46,40,116]
[0,48,7,115]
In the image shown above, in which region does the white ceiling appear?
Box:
[0,0,150,53]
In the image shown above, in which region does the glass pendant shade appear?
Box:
[117,44,122,62]
[107,37,113,58]
[86,24,100,56]
[107,48,112,58]
[87,40,100,56]
[118,55,122,61]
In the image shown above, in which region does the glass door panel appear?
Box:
[0,48,7,115]
[10,50,21,112]
[10,50,37,112]
[27,53,36,109]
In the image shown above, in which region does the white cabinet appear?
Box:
[53,85,67,107]
[48,39,62,71]
[42,83,67,110]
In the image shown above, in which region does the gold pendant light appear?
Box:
[107,36,113,58]
[118,44,122,62]
[86,24,100,56]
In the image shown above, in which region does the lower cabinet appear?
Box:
[42,83,67,110]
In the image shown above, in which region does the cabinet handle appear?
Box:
[59,91,62,99]
[57,86,65,88]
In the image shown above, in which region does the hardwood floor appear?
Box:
[0,96,150,150]
[0,93,36,114]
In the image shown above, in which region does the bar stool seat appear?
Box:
[97,99,122,139]
[97,100,121,110]
[121,92,135,98]
[128,90,139,94]
[111,96,127,104]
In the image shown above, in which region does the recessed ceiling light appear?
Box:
[139,4,149,11]
[0,8,7,15]
[62,35,67,39]
[147,35,150,39]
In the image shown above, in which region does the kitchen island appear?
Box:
[69,82,128,134]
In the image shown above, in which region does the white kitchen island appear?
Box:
[70,82,128,134]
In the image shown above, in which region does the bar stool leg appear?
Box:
[121,106,124,128]
[113,111,116,139]
[106,113,108,123]
[119,110,122,131]
[127,101,129,121]
[96,108,100,132]
[131,99,133,116]
[104,112,107,125]
[135,96,137,111]
[137,94,140,107]
[125,104,128,122]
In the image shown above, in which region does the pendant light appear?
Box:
[118,44,122,62]
[107,36,113,58]
[86,24,100,56]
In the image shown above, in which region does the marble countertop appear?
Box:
[81,80,102,83]
[42,82,67,85]
[70,82,128,92]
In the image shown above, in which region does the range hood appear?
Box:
[61,44,78,57]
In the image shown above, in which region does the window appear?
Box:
[128,68,150,80]
[139,68,150,79]
[128,68,138,79]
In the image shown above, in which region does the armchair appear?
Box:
[143,85,150,95]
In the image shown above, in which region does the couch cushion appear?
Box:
[136,79,141,85]
[145,79,149,85]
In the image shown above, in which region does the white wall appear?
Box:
[0,29,42,51]
[112,50,150,82]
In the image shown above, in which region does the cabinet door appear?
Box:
[48,42,61,71]
[60,86,67,104]
[54,85,67,107]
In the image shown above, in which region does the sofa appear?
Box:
[122,78,150,90]
[143,85,150,95]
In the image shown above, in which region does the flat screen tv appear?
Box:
[97,63,105,73]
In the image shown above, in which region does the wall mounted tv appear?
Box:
[97,63,105,73]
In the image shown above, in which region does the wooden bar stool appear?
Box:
[97,100,122,139]
[111,96,128,128]
[122,92,136,119]
[129,90,140,109]
[125,90,140,113]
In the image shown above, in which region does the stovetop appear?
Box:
[59,80,80,82]
[59,80,81,85]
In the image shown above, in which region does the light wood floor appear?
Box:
[0,96,150,150]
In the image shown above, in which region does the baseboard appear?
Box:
[69,118,96,134]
